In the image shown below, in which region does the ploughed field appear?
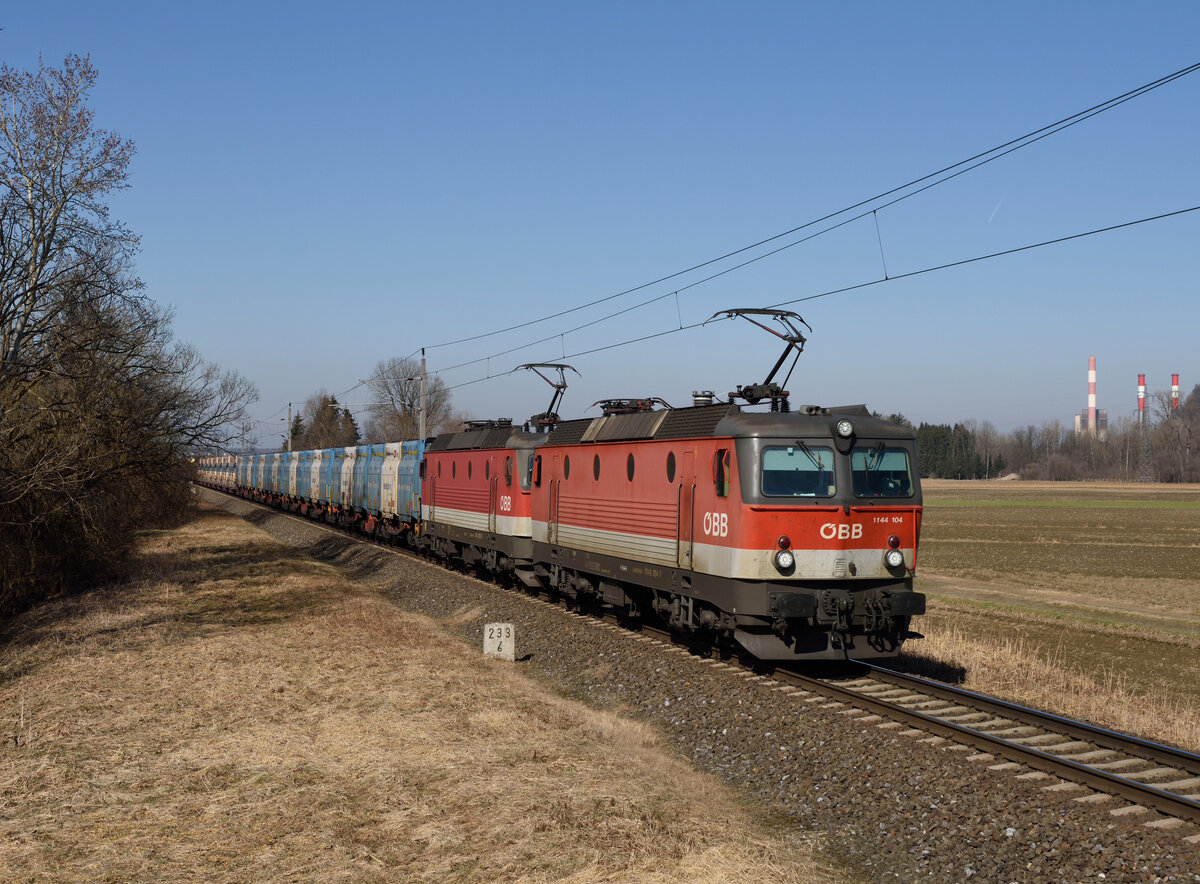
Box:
[905,480,1200,748]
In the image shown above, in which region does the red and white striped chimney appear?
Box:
[1087,356,1097,431]
[1172,373,1180,410]
[1138,373,1146,425]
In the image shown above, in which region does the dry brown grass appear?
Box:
[901,618,1200,753]
[907,480,1200,752]
[0,507,835,883]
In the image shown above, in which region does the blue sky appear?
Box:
[6,2,1198,443]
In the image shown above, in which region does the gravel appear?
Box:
[208,490,1200,882]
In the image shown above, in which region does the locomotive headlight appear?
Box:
[884,548,905,569]
[774,549,795,572]
[835,419,854,438]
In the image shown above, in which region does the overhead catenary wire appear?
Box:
[418,60,1200,380]
[327,345,428,402]
[270,63,1200,416]
[419,60,1200,354]
[438,203,1200,391]
[771,203,1200,309]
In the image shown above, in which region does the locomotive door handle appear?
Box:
[688,483,697,567]
[550,479,559,545]
[676,483,683,567]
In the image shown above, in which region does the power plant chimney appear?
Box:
[1172,373,1181,410]
[1075,355,1108,437]
[1137,373,1146,425]
[1088,356,1097,431]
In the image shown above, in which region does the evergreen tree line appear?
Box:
[886,386,1200,482]
[286,393,361,450]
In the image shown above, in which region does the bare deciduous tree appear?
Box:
[1,54,137,382]
[0,56,257,613]
[361,356,462,442]
[1151,387,1198,482]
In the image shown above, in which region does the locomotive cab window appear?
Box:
[761,445,835,498]
[714,448,731,498]
[851,445,914,498]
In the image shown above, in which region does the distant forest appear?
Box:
[882,384,1200,483]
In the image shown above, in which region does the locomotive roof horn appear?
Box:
[512,363,580,431]
[706,308,812,411]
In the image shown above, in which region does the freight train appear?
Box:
[197,310,925,661]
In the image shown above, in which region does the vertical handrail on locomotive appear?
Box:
[708,308,925,659]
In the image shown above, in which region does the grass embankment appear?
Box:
[903,480,1200,752]
[1,506,833,883]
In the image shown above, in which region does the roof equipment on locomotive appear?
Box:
[707,308,812,411]
[512,363,579,431]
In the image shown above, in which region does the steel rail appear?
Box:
[772,667,1200,824]
[863,663,1200,775]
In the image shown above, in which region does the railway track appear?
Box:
[623,614,1200,836]
[770,663,1200,833]
[204,485,1200,840]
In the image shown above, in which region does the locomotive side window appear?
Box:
[761,445,835,497]
[467,461,472,479]
[564,455,571,480]
[627,453,635,482]
[505,456,513,488]
[530,454,541,488]
[593,454,600,481]
[851,445,914,498]
[714,448,731,498]
[666,451,676,483]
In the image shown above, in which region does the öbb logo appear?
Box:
[703,512,728,537]
[820,523,863,540]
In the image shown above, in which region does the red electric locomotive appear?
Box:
[528,398,923,660]
[415,311,924,661]
[419,419,546,581]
